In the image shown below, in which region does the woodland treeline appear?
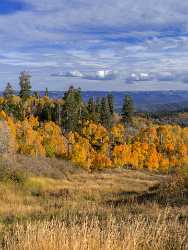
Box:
[0,72,188,172]
[1,72,134,130]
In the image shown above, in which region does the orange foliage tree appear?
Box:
[2,108,188,172]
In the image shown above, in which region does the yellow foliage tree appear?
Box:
[111,123,125,144]
[71,137,94,170]
[82,122,110,153]
[145,144,159,171]
[112,144,131,167]
[93,152,112,169]
[41,121,67,158]
[2,106,188,172]
[16,117,45,157]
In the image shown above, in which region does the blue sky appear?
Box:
[1,1,188,91]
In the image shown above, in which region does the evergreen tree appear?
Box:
[100,97,112,129]
[3,82,16,116]
[107,93,114,115]
[87,97,97,122]
[33,91,40,98]
[87,97,95,113]
[19,71,32,101]
[80,104,89,127]
[122,95,134,124]
[43,105,52,121]
[62,86,85,132]
[3,82,15,99]
[95,97,101,113]
[45,87,49,97]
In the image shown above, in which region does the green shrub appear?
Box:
[45,144,55,158]
[0,165,27,185]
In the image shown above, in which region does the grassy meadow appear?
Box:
[0,155,187,250]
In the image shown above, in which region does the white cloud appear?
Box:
[126,72,154,83]
[51,70,84,78]
[1,1,188,90]
[84,70,117,80]
[51,69,118,81]
[156,72,175,81]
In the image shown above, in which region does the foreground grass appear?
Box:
[3,211,188,250]
[0,156,187,249]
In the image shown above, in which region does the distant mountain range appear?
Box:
[1,90,188,113]
[46,90,188,113]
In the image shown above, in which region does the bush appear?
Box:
[0,158,27,185]
[177,165,188,189]
[158,172,188,205]
[45,144,55,158]
[8,169,27,185]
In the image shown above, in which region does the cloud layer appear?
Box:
[52,70,117,81]
[1,1,188,90]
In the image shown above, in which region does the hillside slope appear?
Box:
[0,155,187,249]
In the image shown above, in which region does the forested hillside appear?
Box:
[0,72,187,250]
[0,72,188,174]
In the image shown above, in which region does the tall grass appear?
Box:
[0,170,187,250]
[3,210,188,250]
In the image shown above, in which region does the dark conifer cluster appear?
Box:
[2,72,135,132]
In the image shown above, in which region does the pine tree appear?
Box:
[62,86,84,132]
[87,97,97,122]
[107,94,114,115]
[122,95,134,124]
[19,71,32,101]
[40,105,52,122]
[95,97,101,122]
[45,87,49,97]
[100,97,112,129]
[33,91,40,99]
[87,97,95,114]
[3,83,15,99]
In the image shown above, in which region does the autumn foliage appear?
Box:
[1,106,188,173]
[1,79,188,173]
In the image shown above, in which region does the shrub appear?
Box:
[158,172,188,205]
[0,158,27,185]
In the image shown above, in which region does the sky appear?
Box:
[1,1,188,91]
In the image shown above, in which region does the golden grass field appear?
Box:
[0,155,187,250]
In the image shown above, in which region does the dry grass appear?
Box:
[3,210,188,250]
[0,155,187,250]
[0,183,43,217]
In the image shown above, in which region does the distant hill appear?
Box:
[47,90,188,112]
[1,90,188,112]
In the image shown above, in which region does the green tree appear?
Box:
[33,91,40,98]
[100,97,112,129]
[107,94,114,115]
[62,86,85,132]
[45,87,49,97]
[95,97,101,114]
[87,97,98,122]
[3,82,15,99]
[3,82,17,117]
[39,105,52,122]
[122,95,134,124]
[19,71,32,101]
